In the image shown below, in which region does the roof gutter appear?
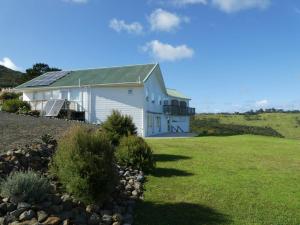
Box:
[14,82,144,92]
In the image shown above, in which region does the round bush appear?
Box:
[0,92,20,101]
[0,171,51,203]
[102,110,137,146]
[2,99,30,113]
[115,136,155,172]
[51,125,117,204]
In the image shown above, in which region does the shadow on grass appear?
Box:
[154,154,191,162]
[134,201,231,225]
[150,168,193,177]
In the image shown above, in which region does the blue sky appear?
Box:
[1,0,300,112]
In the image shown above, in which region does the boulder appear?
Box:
[19,210,35,221]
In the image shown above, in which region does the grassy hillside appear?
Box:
[0,65,24,87]
[135,136,300,225]
[193,113,300,140]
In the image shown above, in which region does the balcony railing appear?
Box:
[163,105,195,116]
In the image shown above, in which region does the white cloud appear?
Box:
[63,0,88,3]
[142,40,194,61]
[255,99,269,108]
[0,57,20,71]
[212,0,271,13]
[171,0,207,6]
[109,18,143,34]
[148,8,189,32]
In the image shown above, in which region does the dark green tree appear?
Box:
[23,63,61,81]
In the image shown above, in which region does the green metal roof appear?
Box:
[15,63,156,89]
[166,88,190,99]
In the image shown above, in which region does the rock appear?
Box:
[120,179,126,186]
[112,213,122,222]
[86,204,99,213]
[131,190,138,197]
[89,213,101,225]
[10,208,27,218]
[136,174,144,182]
[37,210,48,222]
[128,179,134,185]
[60,194,71,202]
[17,202,31,210]
[134,182,141,190]
[62,219,71,225]
[125,184,133,191]
[102,214,112,224]
[2,197,9,203]
[19,210,35,221]
[7,203,17,212]
[42,216,61,225]
[10,218,38,225]
[0,217,5,224]
[112,222,121,225]
[0,202,7,214]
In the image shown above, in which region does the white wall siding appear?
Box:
[143,67,169,136]
[90,86,144,136]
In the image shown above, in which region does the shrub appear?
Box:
[27,110,40,117]
[51,125,117,204]
[102,110,137,145]
[0,92,20,101]
[115,135,155,172]
[0,171,51,203]
[2,99,31,113]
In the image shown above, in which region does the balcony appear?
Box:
[163,105,195,116]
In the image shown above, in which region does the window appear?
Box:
[147,114,153,128]
[33,92,43,100]
[145,87,149,101]
[164,100,169,106]
[70,89,80,101]
[151,93,155,103]
[52,90,60,99]
[156,116,161,132]
[61,90,68,100]
[128,89,133,95]
[44,91,52,100]
[158,96,162,105]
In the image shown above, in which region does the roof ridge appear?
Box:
[64,63,157,72]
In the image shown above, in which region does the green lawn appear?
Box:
[135,135,300,225]
[195,113,300,140]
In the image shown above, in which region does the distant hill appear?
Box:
[0,65,24,88]
[193,113,300,140]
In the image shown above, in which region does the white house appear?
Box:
[15,63,195,137]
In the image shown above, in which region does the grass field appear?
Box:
[195,113,300,140]
[135,136,300,225]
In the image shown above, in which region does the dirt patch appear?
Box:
[0,112,96,152]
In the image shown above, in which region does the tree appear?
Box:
[23,63,61,81]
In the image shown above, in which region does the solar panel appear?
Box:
[44,99,65,117]
[25,71,70,87]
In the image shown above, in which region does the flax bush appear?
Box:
[51,125,117,204]
[0,171,51,203]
